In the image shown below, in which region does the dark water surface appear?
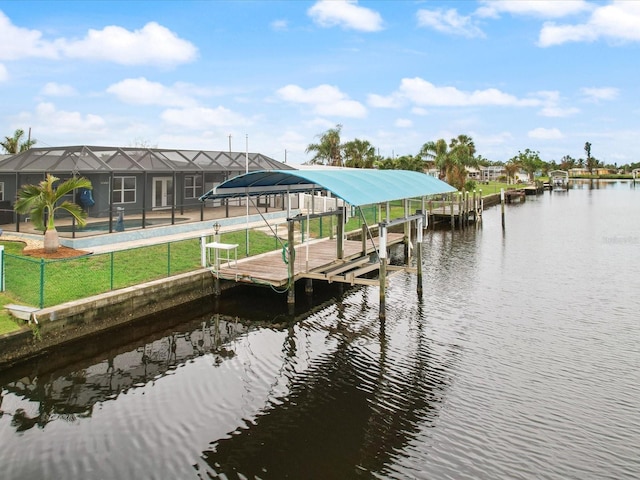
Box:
[1,180,639,479]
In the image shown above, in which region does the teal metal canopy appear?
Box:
[199,168,456,207]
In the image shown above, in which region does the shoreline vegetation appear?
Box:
[0,177,629,336]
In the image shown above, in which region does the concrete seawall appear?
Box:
[0,268,231,367]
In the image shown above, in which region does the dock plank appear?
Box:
[215,233,404,286]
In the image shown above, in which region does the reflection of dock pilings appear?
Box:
[200,289,459,479]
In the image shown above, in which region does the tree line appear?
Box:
[305,125,637,190]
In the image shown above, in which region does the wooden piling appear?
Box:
[379,223,387,320]
[500,188,505,229]
[287,219,295,304]
[416,216,423,295]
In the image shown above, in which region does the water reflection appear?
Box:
[201,294,458,479]
[1,315,248,433]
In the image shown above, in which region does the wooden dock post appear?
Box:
[416,215,423,296]
[500,188,505,229]
[287,219,295,305]
[404,198,410,263]
[379,222,387,320]
[450,193,455,228]
[337,207,344,260]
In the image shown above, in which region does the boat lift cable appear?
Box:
[247,196,294,294]
[358,206,380,258]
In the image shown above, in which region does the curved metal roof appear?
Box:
[200,168,456,206]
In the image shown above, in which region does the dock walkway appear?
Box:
[213,233,405,287]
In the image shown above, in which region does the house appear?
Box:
[479,165,506,182]
[466,167,481,180]
[0,145,293,229]
[568,167,589,177]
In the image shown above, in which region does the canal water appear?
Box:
[1,180,638,479]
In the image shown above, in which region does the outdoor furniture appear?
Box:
[205,241,239,269]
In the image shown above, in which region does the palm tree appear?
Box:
[419,139,449,177]
[14,174,93,253]
[504,160,520,184]
[342,138,376,168]
[447,134,477,190]
[1,128,37,154]
[306,124,343,166]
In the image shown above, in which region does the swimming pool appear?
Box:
[58,217,189,232]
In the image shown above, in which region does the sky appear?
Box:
[1,0,639,166]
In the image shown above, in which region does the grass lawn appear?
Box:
[0,240,31,335]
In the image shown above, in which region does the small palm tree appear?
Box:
[306,124,343,166]
[14,174,93,253]
[1,129,37,154]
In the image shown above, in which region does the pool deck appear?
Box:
[2,205,295,253]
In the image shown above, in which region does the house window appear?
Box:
[185,175,202,199]
[0,182,4,201]
[113,176,136,203]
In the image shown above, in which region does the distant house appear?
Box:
[0,145,292,227]
[466,167,481,180]
[592,167,612,176]
[568,167,589,177]
[479,165,505,182]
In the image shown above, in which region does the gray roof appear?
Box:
[0,146,292,173]
[201,168,457,207]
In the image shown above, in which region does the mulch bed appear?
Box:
[23,246,92,259]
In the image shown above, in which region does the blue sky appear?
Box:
[1,1,638,166]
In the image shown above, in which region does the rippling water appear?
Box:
[1,180,639,479]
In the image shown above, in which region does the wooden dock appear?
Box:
[213,233,405,287]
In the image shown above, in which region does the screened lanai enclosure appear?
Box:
[0,146,294,236]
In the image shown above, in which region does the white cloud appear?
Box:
[580,87,619,102]
[539,105,580,117]
[41,82,76,96]
[56,22,197,66]
[539,2,640,46]
[107,78,199,107]
[411,107,429,116]
[271,19,288,31]
[0,63,7,82]
[528,127,564,139]
[394,77,540,107]
[161,106,251,129]
[416,8,485,38]
[367,93,402,108]
[0,12,196,66]
[277,84,367,118]
[527,90,578,117]
[395,118,413,128]
[0,11,58,61]
[308,0,383,32]
[33,102,106,133]
[477,0,591,19]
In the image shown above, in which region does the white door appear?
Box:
[152,177,174,209]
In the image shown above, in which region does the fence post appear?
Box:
[0,245,4,292]
[167,242,171,276]
[40,258,45,309]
